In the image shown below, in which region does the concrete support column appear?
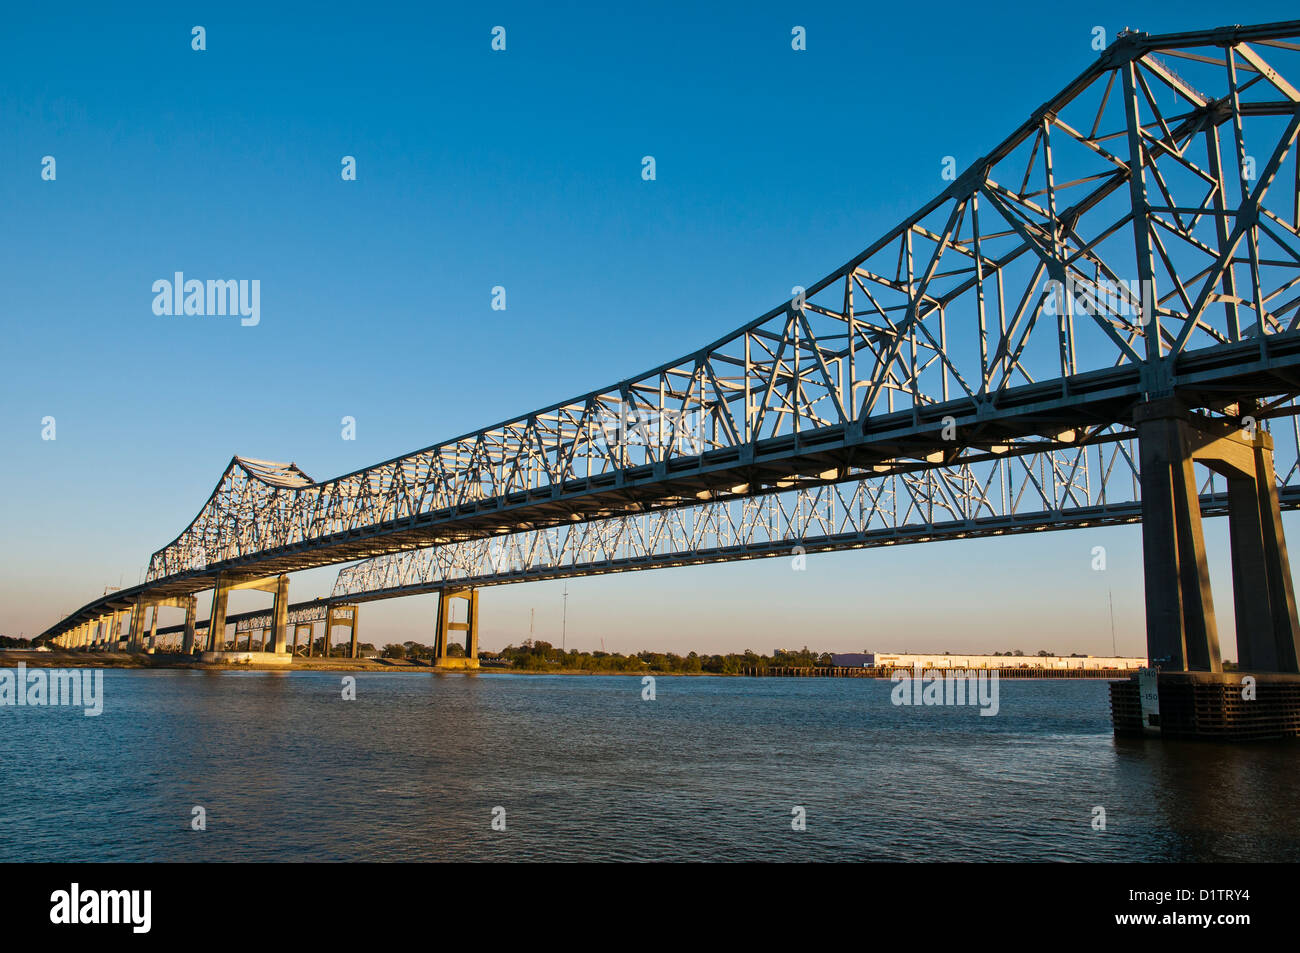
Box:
[320,607,334,658]
[1252,437,1300,672]
[1228,434,1300,672]
[434,589,479,665]
[182,597,197,654]
[271,576,289,654]
[108,611,122,651]
[128,601,146,652]
[1135,402,1221,672]
[433,594,449,660]
[349,606,360,659]
[208,576,229,652]
[147,606,158,651]
[466,592,479,660]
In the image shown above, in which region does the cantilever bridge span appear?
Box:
[40,21,1300,680]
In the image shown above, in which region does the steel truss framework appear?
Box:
[330,420,1300,599]
[151,601,353,641]
[40,20,1300,641]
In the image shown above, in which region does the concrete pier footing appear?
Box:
[1111,671,1300,740]
[1113,401,1300,741]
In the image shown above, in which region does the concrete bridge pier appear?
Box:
[119,597,191,654]
[1227,436,1300,673]
[201,574,292,661]
[128,601,146,652]
[182,596,197,654]
[271,575,290,654]
[1135,401,1222,672]
[292,622,312,656]
[208,576,230,652]
[433,588,479,670]
[1115,400,1300,739]
[318,604,360,659]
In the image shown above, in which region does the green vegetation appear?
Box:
[492,640,835,674]
[307,640,376,658]
[380,640,461,660]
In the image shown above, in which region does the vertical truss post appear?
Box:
[1120,58,1164,370]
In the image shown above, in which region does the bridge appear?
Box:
[38,21,1300,687]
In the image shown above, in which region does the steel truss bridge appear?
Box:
[40,21,1300,676]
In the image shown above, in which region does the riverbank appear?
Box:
[1,650,428,672]
[1,650,1140,679]
[0,650,726,675]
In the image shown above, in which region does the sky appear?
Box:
[2,0,1299,657]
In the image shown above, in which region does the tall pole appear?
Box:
[1109,587,1117,657]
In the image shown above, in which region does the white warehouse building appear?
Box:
[870,653,1145,671]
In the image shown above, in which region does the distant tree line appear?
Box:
[381,640,464,660]
[369,640,1105,669]
[0,636,33,648]
[990,650,1089,657]
[488,641,835,674]
[219,638,378,656]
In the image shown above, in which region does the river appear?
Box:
[2,670,1297,861]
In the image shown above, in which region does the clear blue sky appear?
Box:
[2,1,1297,656]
